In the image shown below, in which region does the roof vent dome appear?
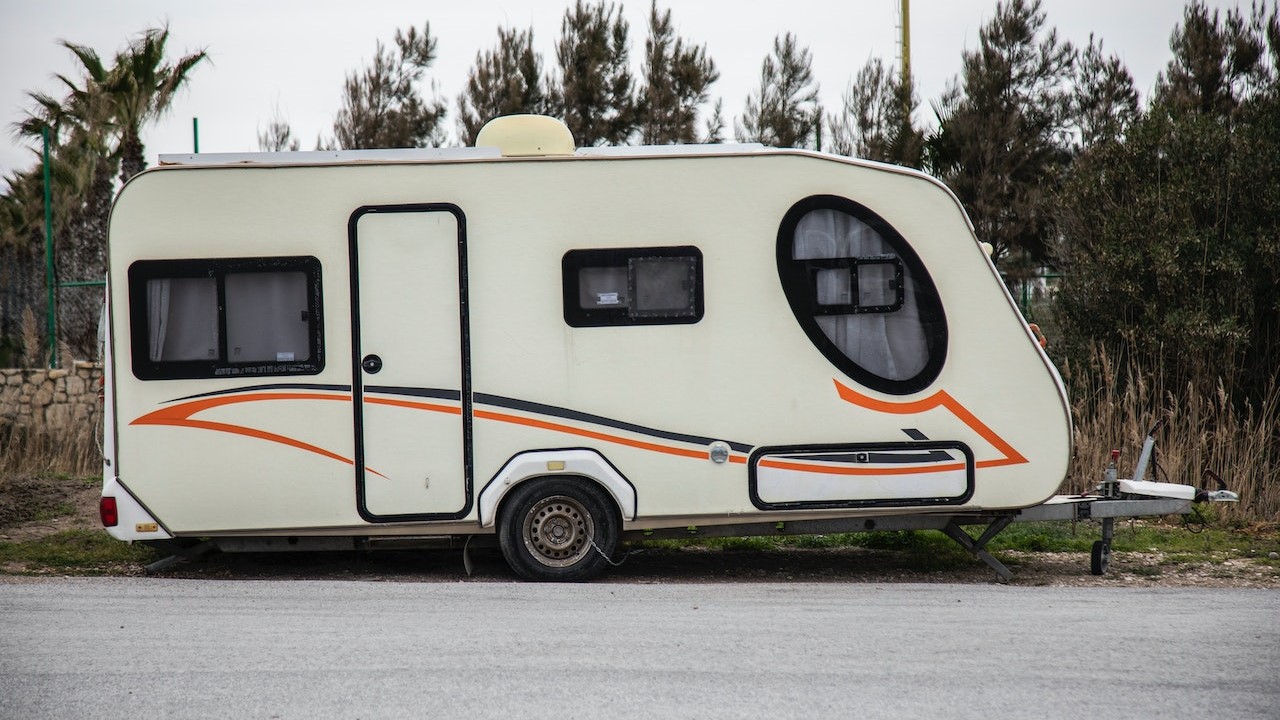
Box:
[474,115,576,157]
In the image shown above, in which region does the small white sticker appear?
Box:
[597,292,620,305]
[276,351,295,362]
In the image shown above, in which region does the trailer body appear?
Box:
[102,117,1072,579]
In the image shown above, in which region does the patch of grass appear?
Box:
[32,502,77,522]
[701,536,786,551]
[857,530,930,551]
[984,523,1094,553]
[897,537,978,571]
[630,521,1280,575]
[640,530,948,553]
[634,530,984,572]
[0,529,157,573]
[983,520,1280,557]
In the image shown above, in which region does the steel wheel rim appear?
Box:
[522,495,595,568]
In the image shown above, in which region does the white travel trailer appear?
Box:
[101,115,1077,580]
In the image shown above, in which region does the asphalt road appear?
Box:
[1,578,1276,719]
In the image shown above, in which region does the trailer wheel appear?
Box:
[1090,540,1111,576]
[498,477,619,582]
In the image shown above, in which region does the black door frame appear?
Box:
[348,203,473,523]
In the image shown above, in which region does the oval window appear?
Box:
[776,195,947,395]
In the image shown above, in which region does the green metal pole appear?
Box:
[42,126,57,369]
[193,117,199,153]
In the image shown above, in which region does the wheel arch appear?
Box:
[477,448,637,528]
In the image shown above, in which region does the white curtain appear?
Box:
[146,279,170,362]
[147,278,218,362]
[793,209,928,381]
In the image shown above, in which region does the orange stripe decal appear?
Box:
[474,409,711,461]
[832,379,1027,469]
[131,392,388,478]
[131,384,1024,479]
[131,391,730,471]
[365,397,463,415]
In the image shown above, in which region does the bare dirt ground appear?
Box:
[3,473,1278,587]
[0,474,103,542]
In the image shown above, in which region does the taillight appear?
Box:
[100,497,119,527]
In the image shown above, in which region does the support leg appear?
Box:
[145,540,216,575]
[1091,517,1115,575]
[941,516,1015,582]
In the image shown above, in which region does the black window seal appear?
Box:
[807,255,906,315]
[127,255,325,381]
[776,195,947,395]
[562,245,704,328]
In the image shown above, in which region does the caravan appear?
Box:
[101,115,1073,580]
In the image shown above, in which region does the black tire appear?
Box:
[1090,540,1111,576]
[497,477,619,582]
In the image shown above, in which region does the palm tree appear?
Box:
[6,25,206,359]
[16,46,119,248]
[16,25,205,198]
[99,26,208,183]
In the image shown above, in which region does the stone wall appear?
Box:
[0,362,103,429]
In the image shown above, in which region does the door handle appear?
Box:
[361,354,383,374]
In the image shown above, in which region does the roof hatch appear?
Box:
[474,115,576,157]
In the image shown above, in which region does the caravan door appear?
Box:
[350,205,472,521]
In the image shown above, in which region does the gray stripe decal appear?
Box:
[167,383,352,403]
[164,384,751,454]
[775,450,956,464]
[364,386,461,401]
[475,392,753,453]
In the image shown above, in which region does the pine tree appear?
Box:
[1054,1,1280,405]
[333,23,447,149]
[552,0,638,146]
[637,2,719,144]
[827,57,923,167]
[736,33,820,149]
[1071,35,1139,147]
[703,99,726,143]
[258,108,300,151]
[1154,1,1277,116]
[457,27,554,146]
[925,0,1075,279]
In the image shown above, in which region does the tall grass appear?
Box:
[1062,344,1279,524]
[0,419,101,478]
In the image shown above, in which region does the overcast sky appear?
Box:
[0,0,1243,184]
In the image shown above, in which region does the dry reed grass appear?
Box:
[19,306,42,368]
[0,416,102,478]
[1062,344,1279,523]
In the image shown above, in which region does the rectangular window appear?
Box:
[807,255,904,315]
[129,257,323,380]
[562,246,703,327]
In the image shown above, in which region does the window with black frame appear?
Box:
[777,196,947,395]
[562,246,703,327]
[128,256,323,380]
